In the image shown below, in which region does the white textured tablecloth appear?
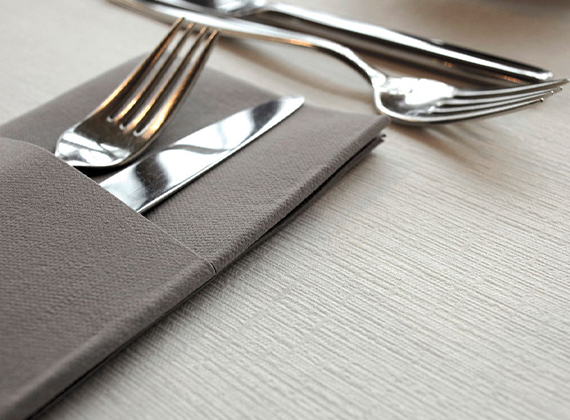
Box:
[1,1,569,418]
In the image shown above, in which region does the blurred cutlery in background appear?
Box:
[110,0,567,125]
[147,0,554,85]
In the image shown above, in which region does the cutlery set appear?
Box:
[147,0,554,85]
[2,6,567,419]
[55,1,567,207]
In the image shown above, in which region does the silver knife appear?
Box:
[115,0,552,85]
[100,96,304,213]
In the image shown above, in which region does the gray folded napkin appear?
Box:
[0,58,388,420]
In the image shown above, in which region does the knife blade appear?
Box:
[100,96,304,213]
[112,0,553,85]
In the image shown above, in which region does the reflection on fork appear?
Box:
[106,0,569,125]
[55,18,219,168]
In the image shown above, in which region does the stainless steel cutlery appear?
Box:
[55,18,219,168]
[100,96,304,213]
[109,0,568,125]
[152,0,554,85]
[54,1,568,213]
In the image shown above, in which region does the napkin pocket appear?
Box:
[0,59,388,420]
[0,139,216,420]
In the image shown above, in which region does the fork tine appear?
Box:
[440,88,560,107]
[431,90,556,114]
[94,17,186,117]
[454,79,568,98]
[422,97,546,124]
[128,28,219,135]
[124,25,208,132]
[115,22,196,126]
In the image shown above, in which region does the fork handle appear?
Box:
[111,0,387,84]
[247,3,553,85]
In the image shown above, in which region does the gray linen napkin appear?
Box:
[0,59,388,420]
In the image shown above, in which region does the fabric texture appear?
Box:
[0,59,388,420]
[0,139,216,420]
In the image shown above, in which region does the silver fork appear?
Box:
[55,18,219,168]
[111,0,568,125]
[371,75,564,125]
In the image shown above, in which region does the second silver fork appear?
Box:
[111,0,567,125]
[55,18,219,168]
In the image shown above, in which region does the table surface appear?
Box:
[2,1,569,419]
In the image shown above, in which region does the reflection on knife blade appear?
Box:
[100,96,304,213]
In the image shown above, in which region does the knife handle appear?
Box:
[250,3,553,85]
